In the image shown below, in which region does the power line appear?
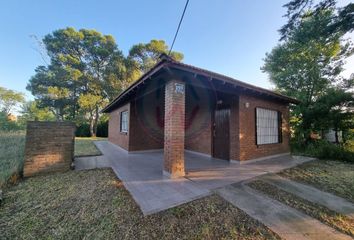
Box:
[168,0,190,55]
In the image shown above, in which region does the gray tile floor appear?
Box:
[74,141,313,215]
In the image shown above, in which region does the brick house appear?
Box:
[102,54,299,178]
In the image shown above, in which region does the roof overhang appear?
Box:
[102,56,299,113]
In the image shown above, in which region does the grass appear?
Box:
[0,132,105,187]
[0,169,279,240]
[0,131,26,187]
[74,137,106,157]
[248,180,354,237]
[279,160,354,203]
[0,131,106,188]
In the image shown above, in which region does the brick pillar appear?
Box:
[163,79,185,178]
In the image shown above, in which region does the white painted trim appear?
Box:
[231,152,291,165]
[129,149,163,154]
[184,149,212,158]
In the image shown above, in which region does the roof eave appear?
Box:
[101,60,168,113]
[102,58,300,113]
[168,62,300,104]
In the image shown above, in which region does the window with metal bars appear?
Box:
[255,108,282,145]
[120,111,128,133]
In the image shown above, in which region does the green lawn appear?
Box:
[0,169,279,240]
[279,160,354,203]
[74,137,106,157]
[0,131,25,187]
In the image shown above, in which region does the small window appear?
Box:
[256,108,282,145]
[120,111,128,133]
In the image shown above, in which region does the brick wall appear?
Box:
[129,92,164,151]
[108,103,130,150]
[164,79,185,177]
[108,86,214,155]
[185,122,211,155]
[185,86,212,155]
[107,85,291,163]
[23,121,75,177]
[237,94,290,161]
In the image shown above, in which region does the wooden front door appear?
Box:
[213,106,230,160]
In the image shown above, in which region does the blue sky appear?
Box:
[0,0,353,100]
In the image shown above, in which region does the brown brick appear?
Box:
[163,79,185,178]
[108,103,130,150]
[107,80,291,165]
[235,94,290,161]
[23,121,75,177]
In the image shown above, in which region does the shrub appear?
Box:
[75,121,108,137]
[75,123,91,137]
[291,139,354,163]
[97,121,108,137]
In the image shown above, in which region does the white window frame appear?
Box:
[120,110,128,133]
[256,107,281,145]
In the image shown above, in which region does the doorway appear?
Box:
[212,106,230,160]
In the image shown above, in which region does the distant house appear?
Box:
[323,105,354,143]
[324,129,343,143]
[102,54,299,178]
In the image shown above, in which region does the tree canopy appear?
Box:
[263,0,354,142]
[0,86,25,115]
[128,39,183,74]
[19,101,55,122]
[279,0,354,40]
[26,28,183,136]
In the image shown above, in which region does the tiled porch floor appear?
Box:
[74,141,313,215]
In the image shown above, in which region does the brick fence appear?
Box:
[23,121,76,177]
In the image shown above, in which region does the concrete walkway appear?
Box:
[76,142,210,215]
[217,184,352,240]
[186,155,312,190]
[259,174,354,219]
[75,141,313,215]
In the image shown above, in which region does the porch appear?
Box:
[75,141,312,215]
[104,55,295,180]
